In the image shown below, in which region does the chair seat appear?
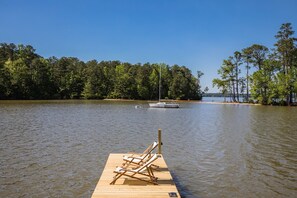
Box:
[123,155,142,163]
[115,167,124,173]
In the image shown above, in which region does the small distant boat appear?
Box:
[135,105,142,109]
[149,65,179,108]
[149,102,179,108]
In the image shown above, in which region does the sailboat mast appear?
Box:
[159,65,161,101]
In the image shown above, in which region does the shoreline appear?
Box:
[1,98,293,106]
[0,98,257,104]
[103,98,262,106]
[198,101,261,106]
[103,99,198,103]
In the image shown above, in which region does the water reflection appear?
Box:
[0,101,296,198]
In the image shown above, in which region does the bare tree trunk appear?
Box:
[236,65,239,102]
[246,62,249,102]
[232,80,236,102]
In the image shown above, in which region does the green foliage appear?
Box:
[135,63,152,99]
[111,64,136,99]
[214,22,297,105]
[169,65,201,100]
[0,43,203,100]
[82,60,107,99]
[213,53,242,102]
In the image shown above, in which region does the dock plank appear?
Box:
[91,154,180,198]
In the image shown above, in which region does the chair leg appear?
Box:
[124,173,158,185]
[111,169,158,185]
[151,164,160,170]
[110,171,126,185]
[147,167,158,184]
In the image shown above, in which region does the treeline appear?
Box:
[213,23,297,105]
[0,43,202,100]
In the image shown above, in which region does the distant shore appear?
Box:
[103,98,261,106]
[1,99,294,106]
[198,101,261,106]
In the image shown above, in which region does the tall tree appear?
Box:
[212,78,228,102]
[30,57,57,99]
[242,47,253,102]
[111,63,136,99]
[102,61,119,98]
[0,43,16,98]
[83,60,107,99]
[251,59,276,104]
[149,64,159,99]
[244,44,269,104]
[232,51,242,102]
[213,58,235,101]
[135,63,152,99]
[197,71,204,100]
[274,23,297,105]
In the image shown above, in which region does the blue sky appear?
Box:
[1,0,297,92]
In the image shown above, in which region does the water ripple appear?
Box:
[0,101,297,197]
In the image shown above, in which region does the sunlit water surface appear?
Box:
[0,100,296,198]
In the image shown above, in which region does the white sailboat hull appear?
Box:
[149,102,179,108]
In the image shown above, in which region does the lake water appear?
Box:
[0,100,296,198]
[202,96,245,102]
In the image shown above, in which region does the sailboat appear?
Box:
[149,101,179,108]
[149,65,179,108]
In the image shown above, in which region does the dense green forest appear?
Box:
[0,44,203,100]
[213,23,297,105]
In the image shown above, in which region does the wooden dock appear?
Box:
[91,153,181,198]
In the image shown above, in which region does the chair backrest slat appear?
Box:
[133,154,159,172]
[142,141,158,155]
